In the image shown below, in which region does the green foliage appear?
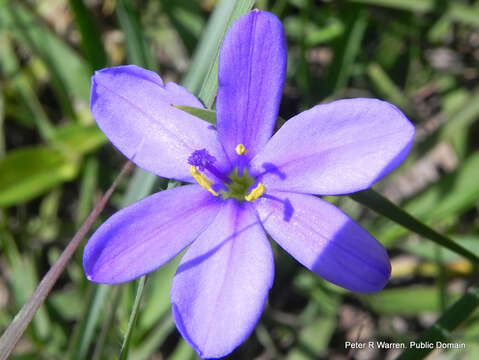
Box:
[1,0,479,359]
[0,146,78,206]
[68,0,107,70]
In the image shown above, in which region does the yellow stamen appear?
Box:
[235,144,249,155]
[245,183,266,202]
[190,166,219,196]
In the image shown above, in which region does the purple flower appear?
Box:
[83,10,414,359]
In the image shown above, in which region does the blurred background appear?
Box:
[1,0,479,359]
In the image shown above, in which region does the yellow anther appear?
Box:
[190,166,219,196]
[235,144,249,155]
[245,183,266,202]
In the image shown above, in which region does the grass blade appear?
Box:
[349,189,479,265]
[183,0,255,107]
[76,157,99,225]
[348,0,434,12]
[377,152,479,244]
[0,161,133,360]
[441,89,479,142]
[2,235,51,341]
[325,5,368,95]
[360,287,460,315]
[129,314,175,360]
[92,287,122,360]
[121,168,162,206]
[0,32,55,139]
[5,3,91,111]
[396,283,479,360]
[197,0,255,108]
[181,0,236,93]
[168,339,196,360]
[0,81,4,159]
[119,276,147,360]
[367,62,411,113]
[116,0,156,70]
[68,0,108,70]
[70,284,111,360]
[160,1,205,54]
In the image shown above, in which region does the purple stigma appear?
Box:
[188,149,217,171]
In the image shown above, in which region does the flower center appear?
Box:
[188,146,266,202]
[221,167,255,201]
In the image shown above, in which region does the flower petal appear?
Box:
[83,185,221,284]
[254,190,390,293]
[171,200,274,358]
[250,98,415,195]
[216,10,286,161]
[91,65,228,181]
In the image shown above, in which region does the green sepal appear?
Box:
[174,105,217,126]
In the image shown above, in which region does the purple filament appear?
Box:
[188,149,230,183]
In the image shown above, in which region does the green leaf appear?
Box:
[119,276,147,360]
[168,339,196,360]
[139,257,181,333]
[403,152,479,221]
[129,314,175,360]
[68,0,108,70]
[52,123,107,156]
[0,146,78,207]
[410,87,479,163]
[0,123,104,207]
[396,284,479,360]
[49,287,84,320]
[0,33,54,140]
[325,5,368,94]
[349,189,479,265]
[121,168,162,207]
[428,13,453,43]
[401,235,479,264]
[378,152,479,244]
[367,62,411,112]
[4,3,91,106]
[283,16,344,47]
[175,107,285,132]
[375,28,404,70]
[70,284,111,360]
[361,287,461,315]
[349,0,479,27]
[0,161,132,359]
[116,0,156,70]
[76,157,99,224]
[161,1,205,54]
[184,0,255,108]
[91,287,122,360]
[348,0,434,12]
[2,235,51,341]
[450,4,479,27]
[441,89,479,143]
[0,79,4,159]
[287,316,337,360]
